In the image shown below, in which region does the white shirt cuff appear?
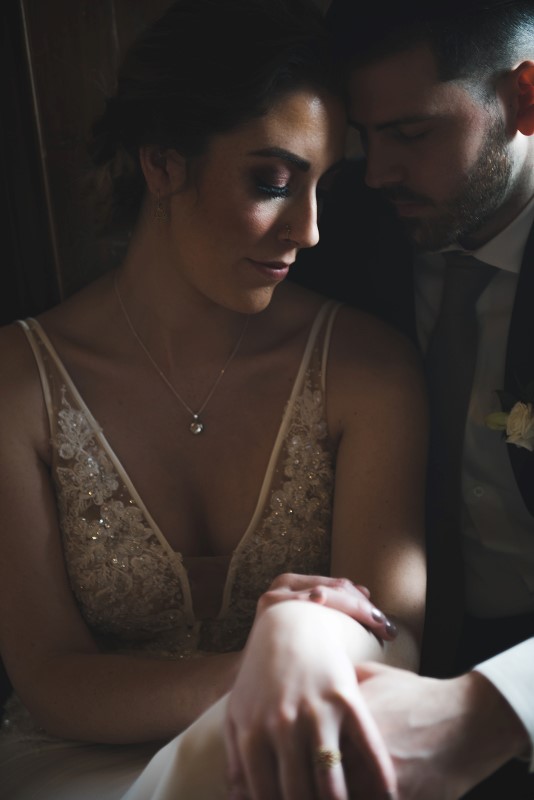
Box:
[474,638,534,771]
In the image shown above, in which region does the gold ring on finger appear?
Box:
[314,746,342,769]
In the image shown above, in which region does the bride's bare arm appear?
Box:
[327,309,427,668]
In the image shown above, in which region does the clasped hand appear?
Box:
[254,572,398,641]
[225,575,399,800]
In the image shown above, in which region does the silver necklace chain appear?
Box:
[114,272,249,435]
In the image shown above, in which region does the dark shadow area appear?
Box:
[1,0,60,327]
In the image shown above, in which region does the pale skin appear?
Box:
[330,41,534,798]
[0,88,426,795]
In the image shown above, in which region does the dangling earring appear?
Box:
[154,190,168,222]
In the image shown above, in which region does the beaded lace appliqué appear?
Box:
[54,388,190,647]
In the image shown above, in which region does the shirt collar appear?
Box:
[440,193,534,275]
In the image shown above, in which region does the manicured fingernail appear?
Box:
[385,619,398,637]
[309,588,325,603]
[371,607,385,622]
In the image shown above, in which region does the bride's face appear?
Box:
[166,88,347,314]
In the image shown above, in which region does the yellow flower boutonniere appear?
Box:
[486,382,534,452]
[486,402,534,451]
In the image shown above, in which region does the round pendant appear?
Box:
[190,418,204,435]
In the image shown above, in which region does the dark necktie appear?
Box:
[422,252,497,675]
[426,252,497,495]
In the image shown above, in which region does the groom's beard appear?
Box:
[382,117,512,252]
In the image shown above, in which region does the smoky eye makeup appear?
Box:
[252,166,292,198]
[256,183,290,199]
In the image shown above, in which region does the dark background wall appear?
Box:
[2,0,173,326]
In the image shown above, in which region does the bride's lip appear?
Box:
[246,259,293,281]
[249,260,293,270]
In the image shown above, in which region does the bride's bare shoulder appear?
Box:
[0,319,52,454]
[0,317,41,381]
[37,274,115,347]
[325,304,426,432]
[333,305,419,367]
[268,280,334,333]
[0,276,111,448]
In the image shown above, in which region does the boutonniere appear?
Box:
[485,382,534,452]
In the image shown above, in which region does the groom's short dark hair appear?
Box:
[326,0,534,85]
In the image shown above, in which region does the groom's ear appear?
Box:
[514,61,534,136]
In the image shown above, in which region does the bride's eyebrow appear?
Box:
[248,147,310,172]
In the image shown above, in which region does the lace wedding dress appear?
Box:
[0,301,339,799]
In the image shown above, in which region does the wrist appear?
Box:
[255,600,384,666]
[454,671,530,767]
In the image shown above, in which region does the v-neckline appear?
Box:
[24,305,334,620]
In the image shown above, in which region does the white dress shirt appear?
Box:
[415,194,534,764]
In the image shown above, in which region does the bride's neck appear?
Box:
[114,257,249,373]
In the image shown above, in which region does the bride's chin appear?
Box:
[237,286,279,316]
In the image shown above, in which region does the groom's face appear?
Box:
[347,42,512,250]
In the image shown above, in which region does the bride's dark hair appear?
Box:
[88,0,339,232]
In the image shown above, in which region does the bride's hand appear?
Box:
[225,601,397,800]
[256,573,398,642]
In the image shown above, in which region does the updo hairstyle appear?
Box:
[88,0,339,232]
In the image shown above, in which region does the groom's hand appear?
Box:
[353,662,529,800]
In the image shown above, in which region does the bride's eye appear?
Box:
[256,182,290,199]
[254,167,292,199]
